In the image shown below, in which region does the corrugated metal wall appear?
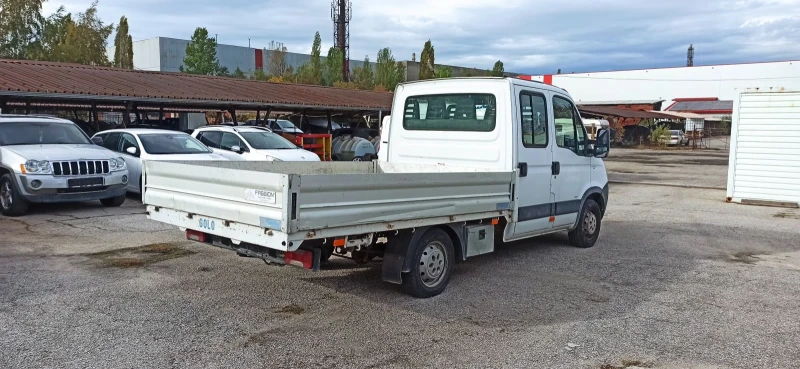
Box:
[133,37,369,75]
[527,61,800,107]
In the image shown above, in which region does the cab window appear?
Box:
[553,96,586,155]
[519,92,548,147]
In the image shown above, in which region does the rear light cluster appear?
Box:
[186,229,206,242]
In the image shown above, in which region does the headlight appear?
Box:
[24,160,52,174]
[109,157,126,171]
[265,155,283,162]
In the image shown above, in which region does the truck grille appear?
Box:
[52,161,110,176]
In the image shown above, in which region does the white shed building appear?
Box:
[726,88,800,207]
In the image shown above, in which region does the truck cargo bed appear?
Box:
[144,161,514,251]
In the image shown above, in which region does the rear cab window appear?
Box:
[403,94,496,132]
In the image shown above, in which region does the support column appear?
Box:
[327,110,333,134]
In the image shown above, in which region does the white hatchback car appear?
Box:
[91,129,234,194]
[191,126,320,162]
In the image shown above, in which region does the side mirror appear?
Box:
[125,146,139,156]
[91,137,104,145]
[593,129,610,158]
[231,145,243,154]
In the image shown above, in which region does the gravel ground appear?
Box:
[605,148,730,189]
[2,153,799,369]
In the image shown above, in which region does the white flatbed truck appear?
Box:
[143,77,611,298]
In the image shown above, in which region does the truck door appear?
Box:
[550,94,592,229]
[511,88,555,239]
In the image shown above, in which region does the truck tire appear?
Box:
[100,194,126,207]
[401,228,455,298]
[0,174,29,217]
[568,199,601,248]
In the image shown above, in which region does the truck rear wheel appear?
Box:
[568,199,601,248]
[401,228,455,298]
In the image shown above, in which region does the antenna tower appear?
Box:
[331,0,352,81]
[687,44,694,67]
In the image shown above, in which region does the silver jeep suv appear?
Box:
[0,115,129,216]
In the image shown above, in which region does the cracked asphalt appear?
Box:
[2,150,800,369]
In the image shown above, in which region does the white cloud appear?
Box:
[43,0,800,73]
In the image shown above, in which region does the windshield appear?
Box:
[138,134,211,155]
[670,130,681,135]
[0,122,91,145]
[275,120,297,129]
[240,131,297,150]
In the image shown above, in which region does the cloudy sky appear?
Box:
[45,0,800,74]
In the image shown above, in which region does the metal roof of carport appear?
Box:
[0,59,393,112]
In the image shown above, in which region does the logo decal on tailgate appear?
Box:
[245,188,276,204]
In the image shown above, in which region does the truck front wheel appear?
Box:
[401,228,455,298]
[568,199,601,248]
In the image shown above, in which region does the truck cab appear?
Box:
[381,78,609,244]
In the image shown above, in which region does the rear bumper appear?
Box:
[16,172,128,203]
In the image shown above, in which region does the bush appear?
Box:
[649,125,670,147]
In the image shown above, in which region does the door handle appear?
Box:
[551,161,560,175]
[518,162,528,177]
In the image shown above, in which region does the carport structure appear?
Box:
[577,105,676,127]
[0,59,393,130]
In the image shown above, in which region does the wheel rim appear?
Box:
[583,211,597,237]
[0,181,12,210]
[352,156,363,162]
[419,241,447,288]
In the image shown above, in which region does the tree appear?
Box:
[51,2,113,66]
[0,0,45,59]
[491,60,504,77]
[323,47,344,86]
[266,40,288,77]
[557,68,562,74]
[394,61,406,88]
[231,67,246,79]
[296,32,322,84]
[649,124,670,147]
[25,6,70,61]
[435,67,452,78]
[350,55,374,90]
[251,68,268,81]
[180,27,225,76]
[375,48,404,91]
[113,16,133,69]
[418,40,435,80]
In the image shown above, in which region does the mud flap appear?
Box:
[381,229,428,285]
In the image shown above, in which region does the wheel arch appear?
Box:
[381,224,464,285]
[570,186,608,231]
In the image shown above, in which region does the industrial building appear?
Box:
[125,37,519,81]
[522,60,800,121]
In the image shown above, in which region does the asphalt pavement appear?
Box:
[2,150,799,369]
